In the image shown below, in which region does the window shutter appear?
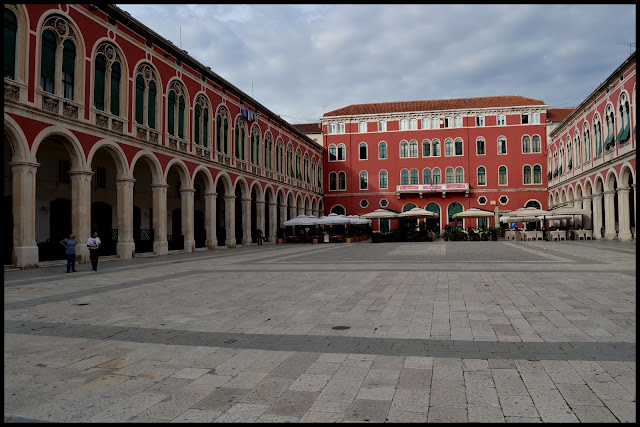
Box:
[135,75,144,124]
[167,91,175,135]
[178,96,185,138]
[4,9,17,79]
[41,30,57,91]
[94,55,106,110]
[194,104,201,145]
[110,62,121,116]
[216,115,222,151]
[202,108,208,147]
[148,81,157,129]
[62,39,75,74]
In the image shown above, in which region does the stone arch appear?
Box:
[129,150,163,185]
[85,140,129,180]
[318,199,324,215]
[234,176,250,199]
[249,180,264,202]
[214,171,233,196]
[593,174,605,194]
[191,164,214,193]
[264,184,276,203]
[567,186,574,204]
[165,77,191,141]
[31,126,85,171]
[163,158,191,187]
[604,169,619,192]
[311,198,318,215]
[4,115,29,162]
[619,163,635,187]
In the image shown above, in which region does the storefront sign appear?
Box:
[396,183,469,193]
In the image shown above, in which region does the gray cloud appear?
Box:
[118,4,636,122]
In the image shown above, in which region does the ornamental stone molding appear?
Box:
[43,14,76,42]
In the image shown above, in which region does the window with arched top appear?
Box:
[40,15,81,101]
[134,63,159,131]
[532,135,541,153]
[498,136,507,154]
[445,138,453,156]
[523,165,532,184]
[400,141,408,158]
[264,133,273,170]
[432,168,441,184]
[234,117,247,160]
[194,95,210,148]
[93,42,124,117]
[331,205,346,215]
[455,167,464,183]
[311,158,316,184]
[337,143,346,161]
[476,138,485,155]
[400,169,409,185]
[522,135,531,153]
[338,171,346,190]
[317,165,322,189]
[604,104,615,150]
[432,139,440,156]
[454,138,463,155]
[409,140,418,157]
[499,166,507,185]
[167,80,187,139]
[359,142,367,160]
[276,138,284,173]
[410,168,418,185]
[533,165,542,184]
[593,115,602,156]
[422,139,430,157]
[445,167,454,183]
[328,144,337,161]
[617,92,631,143]
[250,125,260,165]
[583,124,591,162]
[378,141,387,159]
[477,167,486,185]
[360,171,368,189]
[574,132,581,166]
[379,170,388,189]
[329,172,337,191]
[423,168,431,184]
[216,107,230,155]
[286,144,294,177]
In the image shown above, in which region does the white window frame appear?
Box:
[476,137,486,156]
[359,121,367,133]
[337,143,346,161]
[328,123,336,134]
[432,117,439,129]
[378,120,387,131]
[337,122,345,133]
[445,116,453,128]
[531,112,540,124]
[337,171,346,191]
[379,169,388,189]
[477,166,487,186]
[497,114,505,126]
[400,119,408,130]
[498,136,507,155]
[498,165,508,186]
[359,170,368,190]
[454,115,462,128]
[521,113,529,125]
[409,140,418,158]
[409,118,417,130]
[422,118,430,129]
[359,142,368,160]
[328,143,337,162]
[476,115,484,127]
[378,141,387,159]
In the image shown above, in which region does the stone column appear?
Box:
[312,209,319,218]
[224,195,236,248]
[268,202,278,242]
[592,193,603,240]
[616,187,632,242]
[256,200,266,242]
[632,184,636,232]
[289,204,297,220]
[181,188,195,252]
[582,196,593,230]
[205,192,217,249]
[70,171,92,263]
[279,203,288,228]
[10,161,39,268]
[573,197,583,229]
[603,190,616,240]
[152,184,168,255]
[115,178,135,259]
[241,198,252,246]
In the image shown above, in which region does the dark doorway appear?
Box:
[3,195,13,265]
[169,208,184,250]
[91,202,116,255]
[251,187,258,243]
[265,192,271,242]
[194,210,206,248]
[235,186,243,245]
[41,198,72,261]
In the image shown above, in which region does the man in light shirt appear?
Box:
[87,231,102,271]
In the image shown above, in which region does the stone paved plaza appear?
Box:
[4,239,636,423]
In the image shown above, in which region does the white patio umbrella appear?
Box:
[316,213,351,226]
[283,214,318,227]
[347,215,371,224]
[509,207,552,217]
[549,206,590,215]
[398,207,439,218]
[453,208,496,227]
[360,209,399,219]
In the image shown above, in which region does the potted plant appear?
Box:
[276,228,284,244]
[600,227,605,238]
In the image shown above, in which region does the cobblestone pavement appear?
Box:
[4,240,635,423]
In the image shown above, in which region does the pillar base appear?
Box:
[604,232,617,241]
[117,242,136,260]
[75,246,89,264]
[242,238,252,247]
[13,246,39,269]
[207,240,218,250]
[154,241,168,255]
[183,239,195,253]
[617,231,633,242]
[225,239,236,248]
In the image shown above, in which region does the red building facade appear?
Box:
[320,96,549,231]
[4,4,323,268]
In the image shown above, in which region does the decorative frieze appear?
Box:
[168,138,178,150]
[42,96,59,114]
[136,127,148,140]
[112,119,123,133]
[179,141,188,152]
[149,131,159,144]
[62,103,78,119]
[96,113,108,129]
[4,83,19,102]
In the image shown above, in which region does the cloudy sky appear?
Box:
[117,4,636,124]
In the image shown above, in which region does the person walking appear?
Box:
[87,231,101,271]
[60,233,77,273]
[256,229,263,245]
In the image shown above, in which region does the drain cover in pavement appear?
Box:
[332,326,350,330]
